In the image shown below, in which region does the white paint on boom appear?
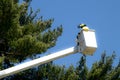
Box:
[0,47,77,79]
[0,24,98,79]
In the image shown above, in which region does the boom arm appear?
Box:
[0,47,77,79]
[0,24,97,79]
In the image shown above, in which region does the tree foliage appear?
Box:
[0,0,120,80]
[8,53,120,80]
[89,52,120,80]
[0,0,62,69]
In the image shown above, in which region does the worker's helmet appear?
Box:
[80,24,86,28]
[78,24,87,28]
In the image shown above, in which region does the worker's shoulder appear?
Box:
[82,26,89,31]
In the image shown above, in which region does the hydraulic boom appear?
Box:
[0,24,97,79]
[0,47,77,79]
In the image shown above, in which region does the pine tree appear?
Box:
[0,0,62,70]
[1,0,120,80]
[37,62,66,80]
[75,52,120,80]
[8,53,120,80]
[65,65,79,80]
[76,55,88,80]
[87,52,120,80]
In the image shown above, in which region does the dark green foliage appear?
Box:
[37,62,65,80]
[65,65,79,80]
[76,55,88,80]
[10,62,79,80]
[0,0,62,69]
[8,53,120,80]
[0,0,120,80]
[87,52,120,80]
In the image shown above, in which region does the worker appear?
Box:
[78,23,89,31]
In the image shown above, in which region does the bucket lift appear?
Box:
[76,24,97,55]
[0,24,97,79]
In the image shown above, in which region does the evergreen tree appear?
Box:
[65,65,79,80]
[76,55,88,80]
[0,0,62,69]
[11,53,119,80]
[0,0,120,80]
[87,52,120,80]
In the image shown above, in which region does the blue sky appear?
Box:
[28,0,120,68]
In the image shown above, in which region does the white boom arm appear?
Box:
[0,47,77,79]
[0,25,98,79]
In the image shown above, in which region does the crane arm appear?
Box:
[0,24,98,79]
[0,47,77,79]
